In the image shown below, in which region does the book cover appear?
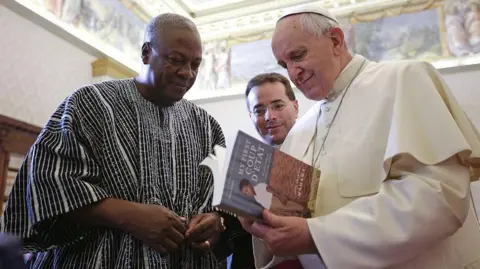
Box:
[201,130,321,221]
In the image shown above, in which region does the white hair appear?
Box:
[298,12,340,37]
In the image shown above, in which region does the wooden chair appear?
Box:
[0,115,41,214]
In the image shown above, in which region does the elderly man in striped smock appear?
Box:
[0,13,248,269]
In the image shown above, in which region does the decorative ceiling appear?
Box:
[124,0,318,21]
[6,0,421,73]
[121,0,418,41]
[125,0,408,20]
[6,0,480,101]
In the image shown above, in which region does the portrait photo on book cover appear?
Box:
[239,149,319,219]
[223,130,321,219]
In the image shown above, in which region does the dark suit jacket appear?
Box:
[213,214,255,269]
[230,234,255,269]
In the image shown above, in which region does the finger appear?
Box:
[189,227,216,243]
[189,218,221,243]
[191,243,207,254]
[238,217,255,234]
[250,221,273,238]
[189,231,209,243]
[191,240,211,253]
[262,209,283,228]
[185,218,208,238]
[158,237,180,253]
[167,227,185,246]
[165,207,185,222]
[187,215,203,230]
[238,216,253,226]
[187,225,213,242]
[171,216,187,234]
[151,244,168,255]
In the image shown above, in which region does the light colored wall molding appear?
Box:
[123,0,191,20]
[194,0,312,24]
[117,0,152,22]
[197,0,417,42]
[92,75,116,84]
[91,57,138,81]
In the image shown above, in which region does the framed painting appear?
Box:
[443,0,480,57]
[190,32,290,95]
[229,34,288,86]
[190,39,234,93]
[349,3,449,62]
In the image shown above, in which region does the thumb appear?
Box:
[262,209,283,228]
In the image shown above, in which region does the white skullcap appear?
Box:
[278,5,339,24]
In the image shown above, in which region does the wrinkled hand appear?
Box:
[186,212,224,254]
[239,210,316,257]
[126,204,187,255]
[238,216,256,235]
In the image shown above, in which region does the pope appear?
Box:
[240,5,480,269]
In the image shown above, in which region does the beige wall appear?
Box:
[441,66,480,131]
[0,5,96,126]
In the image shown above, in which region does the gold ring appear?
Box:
[205,240,211,248]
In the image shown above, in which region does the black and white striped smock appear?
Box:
[1,78,245,269]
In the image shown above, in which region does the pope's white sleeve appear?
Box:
[307,154,471,269]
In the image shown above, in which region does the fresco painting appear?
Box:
[23,0,480,93]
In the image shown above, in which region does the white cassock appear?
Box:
[253,54,480,269]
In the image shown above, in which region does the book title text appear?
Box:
[238,139,265,182]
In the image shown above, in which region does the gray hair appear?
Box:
[298,12,340,37]
[144,13,199,46]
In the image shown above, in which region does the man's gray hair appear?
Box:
[298,12,340,37]
[144,13,199,45]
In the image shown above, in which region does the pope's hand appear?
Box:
[239,210,317,257]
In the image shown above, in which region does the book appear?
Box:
[200,130,321,221]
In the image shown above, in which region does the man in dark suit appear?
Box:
[245,72,299,148]
[229,72,300,269]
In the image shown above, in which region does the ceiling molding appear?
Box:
[194,0,317,25]
[191,0,273,17]
[183,0,245,11]
[197,0,423,42]
[124,0,173,19]
[163,0,194,18]
[115,0,434,42]
[117,0,152,23]
[119,0,194,22]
